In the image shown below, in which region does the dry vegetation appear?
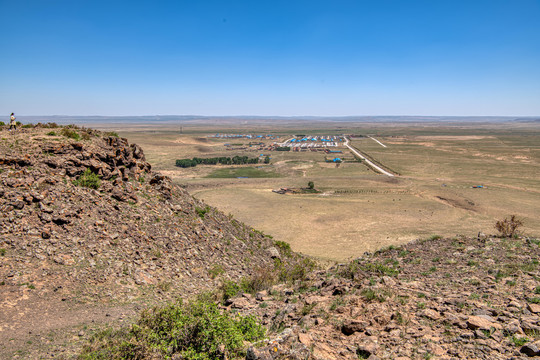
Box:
[111,120,540,262]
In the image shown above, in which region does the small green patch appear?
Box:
[361,288,391,303]
[60,127,80,140]
[0,248,6,256]
[274,241,292,257]
[510,335,529,347]
[73,169,101,189]
[329,297,346,311]
[220,280,241,302]
[359,262,399,277]
[301,303,317,316]
[208,265,225,279]
[195,206,210,219]
[398,250,411,257]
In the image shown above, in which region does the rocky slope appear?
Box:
[235,235,540,359]
[0,126,286,358]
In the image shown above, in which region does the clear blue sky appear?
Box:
[1,0,539,116]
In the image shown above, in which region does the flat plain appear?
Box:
[101,119,540,262]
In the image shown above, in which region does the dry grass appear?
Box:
[104,121,540,262]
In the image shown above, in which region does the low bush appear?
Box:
[195,206,210,219]
[495,215,523,238]
[276,257,317,283]
[274,240,292,257]
[78,296,265,360]
[220,280,241,302]
[240,266,276,293]
[74,169,101,189]
[60,127,80,140]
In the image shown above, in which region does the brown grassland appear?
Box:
[98,119,540,262]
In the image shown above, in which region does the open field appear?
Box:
[97,119,540,262]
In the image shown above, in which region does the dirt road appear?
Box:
[344,138,395,177]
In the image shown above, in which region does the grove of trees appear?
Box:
[176,156,260,168]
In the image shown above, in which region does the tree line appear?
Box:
[176,156,261,168]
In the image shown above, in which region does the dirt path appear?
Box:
[344,138,395,177]
[369,136,387,148]
[0,290,141,359]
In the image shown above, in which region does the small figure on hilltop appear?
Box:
[9,113,17,131]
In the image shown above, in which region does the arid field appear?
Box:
[102,119,540,262]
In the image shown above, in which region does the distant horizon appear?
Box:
[9,114,539,121]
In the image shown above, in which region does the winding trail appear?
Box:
[344,138,395,177]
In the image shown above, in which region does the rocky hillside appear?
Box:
[0,125,291,358]
[234,235,540,360]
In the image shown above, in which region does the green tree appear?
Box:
[264,156,270,164]
[308,181,314,189]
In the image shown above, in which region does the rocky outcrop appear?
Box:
[0,126,285,358]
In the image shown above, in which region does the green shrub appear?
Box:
[46,131,57,136]
[0,121,5,126]
[78,297,265,360]
[195,206,210,219]
[74,169,101,189]
[60,127,80,140]
[220,280,241,302]
[0,248,6,256]
[511,335,529,347]
[274,240,292,257]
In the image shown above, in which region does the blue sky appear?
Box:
[1,0,539,116]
